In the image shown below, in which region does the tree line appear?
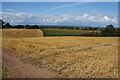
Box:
[0,19,119,37]
[81,25,120,37]
[0,19,40,29]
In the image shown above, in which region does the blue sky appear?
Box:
[2,0,120,2]
[1,2,118,27]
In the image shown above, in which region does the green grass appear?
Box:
[41,28,94,36]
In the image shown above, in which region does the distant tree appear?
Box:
[25,24,29,27]
[33,25,39,29]
[105,24,115,32]
[88,27,93,30]
[1,19,5,25]
[102,25,115,33]
[101,24,116,36]
[13,25,25,29]
[4,23,11,28]
[25,24,30,29]
[0,19,5,29]
[76,27,80,30]
[25,25,39,29]
[0,19,2,28]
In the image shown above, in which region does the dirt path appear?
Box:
[2,48,57,78]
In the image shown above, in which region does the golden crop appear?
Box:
[2,29,43,38]
[2,29,118,78]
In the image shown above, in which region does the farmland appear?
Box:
[2,29,118,78]
[2,29,43,39]
[42,28,99,36]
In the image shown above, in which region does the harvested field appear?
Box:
[2,33,118,78]
[2,29,43,38]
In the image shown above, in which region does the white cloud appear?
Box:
[5,9,15,12]
[45,2,86,12]
[103,16,110,20]
[1,12,118,27]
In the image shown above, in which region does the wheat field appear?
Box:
[2,29,118,78]
[2,29,43,38]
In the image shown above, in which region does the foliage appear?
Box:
[101,25,120,36]
[81,31,100,37]
[4,23,11,28]
[25,25,40,29]
[13,25,25,29]
[0,19,5,28]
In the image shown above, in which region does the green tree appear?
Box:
[105,24,115,32]
[33,25,39,29]
[4,23,11,28]
[0,19,5,29]
[25,24,30,29]
[101,24,116,36]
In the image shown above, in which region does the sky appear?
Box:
[1,2,118,27]
[2,0,120,2]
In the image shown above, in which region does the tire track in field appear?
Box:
[4,40,117,78]
[37,44,112,68]
[12,41,113,60]
[67,43,112,54]
[8,40,114,72]
[39,43,113,60]
[36,43,113,68]
[36,43,114,76]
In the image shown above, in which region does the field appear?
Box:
[2,29,43,38]
[42,28,98,36]
[2,29,118,78]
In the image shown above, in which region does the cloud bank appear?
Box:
[1,12,118,27]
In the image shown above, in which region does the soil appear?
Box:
[2,48,58,78]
